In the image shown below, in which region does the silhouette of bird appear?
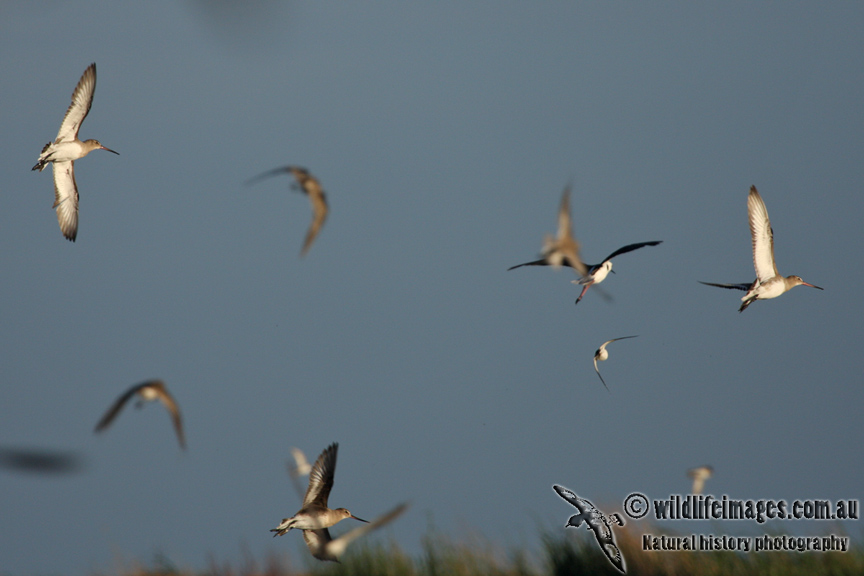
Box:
[271,443,368,546]
[688,465,713,495]
[553,485,625,573]
[247,165,329,256]
[303,502,408,562]
[700,186,822,312]
[593,336,638,392]
[32,63,118,241]
[94,380,185,450]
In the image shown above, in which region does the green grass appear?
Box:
[112,523,863,576]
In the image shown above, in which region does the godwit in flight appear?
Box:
[271,443,368,544]
[593,336,638,392]
[687,465,713,495]
[94,380,185,450]
[508,185,587,277]
[700,186,822,312]
[286,447,312,500]
[247,165,329,256]
[32,63,118,241]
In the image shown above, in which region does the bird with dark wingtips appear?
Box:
[271,443,368,551]
[94,380,185,450]
[32,63,119,241]
[303,502,408,562]
[247,165,329,256]
[700,186,822,312]
[593,336,638,392]
[553,485,626,573]
[507,189,661,304]
[508,185,588,277]
[571,241,663,304]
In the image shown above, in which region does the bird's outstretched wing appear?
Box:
[594,240,663,267]
[747,186,778,283]
[304,443,338,507]
[56,63,96,143]
[52,161,78,241]
[698,281,754,292]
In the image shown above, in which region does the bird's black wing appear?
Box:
[598,240,663,264]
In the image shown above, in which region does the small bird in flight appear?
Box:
[32,63,118,241]
[286,447,313,500]
[508,185,588,277]
[94,380,185,450]
[700,186,822,312]
[271,443,368,553]
[571,241,663,305]
[247,165,329,257]
[593,336,638,392]
[688,465,713,495]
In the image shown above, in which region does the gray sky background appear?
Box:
[1,2,862,575]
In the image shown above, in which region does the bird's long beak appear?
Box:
[610,269,617,274]
[100,145,120,155]
[803,282,824,290]
[351,514,369,523]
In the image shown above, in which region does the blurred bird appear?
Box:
[32,63,118,241]
[271,443,368,545]
[593,336,638,391]
[688,465,713,495]
[0,447,85,475]
[508,185,588,277]
[700,186,822,312]
[94,380,185,450]
[247,165,329,256]
[303,502,408,562]
[286,447,312,500]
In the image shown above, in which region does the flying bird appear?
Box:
[593,336,638,392]
[700,186,822,312]
[508,185,587,277]
[688,465,713,495]
[94,380,185,450]
[553,485,626,574]
[286,447,313,500]
[571,241,663,304]
[32,63,119,241]
[271,442,368,554]
[247,165,329,256]
[303,502,408,562]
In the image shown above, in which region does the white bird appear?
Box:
[593,336,638,392]
[700,186,822,312]
[94,380,185,450]
[32,63,118,241]
[303,502,408,562]
[247,165,329,256]
[688,465,713,495]
[271,443,367,542]
[508,185,587,277]
[571,241,663,305]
